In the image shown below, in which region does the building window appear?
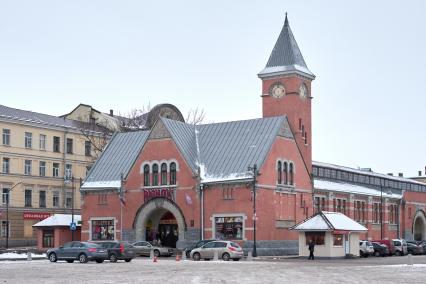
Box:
[161,163,167,185]
[304,131,308,145]
[299,118,302,131]
[333,234,343,246]
[2,157,10,174]
[42,230,54,248]
[214,216,243,240]
[373,203,380,223]
[2,188,10,204]
[53,191,59,207]
[91,219,115,240]
[1,221,10,238]
[334,198,346,214]
[389,204,398,225]
[53,163,59,177]
[170,162,177,185]
[305,232,325,245]
[283,162,288,184]
[65,192,72,208]
[361,201,366,222]
[222,188,233,200]
[98,194,107,205]
[2,129,10,146]
[289,163,294,185]
[277,161,282,184]
[39,190,46,208]
[25,189,32,207]
[24,160,32,175]
[143,165,150,186]
[66,138,73,154]
[39,161,46,177]
[354,201,361,222]
[39,134,46,150]
[314,197,326,213]
[65,164,72,180]
[25,132,32,148]
[152,164,159,186]
[85,141,91,156]
[53,136,60,152]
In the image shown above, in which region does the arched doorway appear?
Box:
[413,210,426,241]
[134,198,186,248]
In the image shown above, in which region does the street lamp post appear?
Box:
[380,178,383,240]
[248,164,258,257]
[71,176,75,241]
[5,181,23,249]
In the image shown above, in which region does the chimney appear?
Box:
[387,173,393,176]
[109,109,114,117]
[398,173,403,177]
[419,171,422,177]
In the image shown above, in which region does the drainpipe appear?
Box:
[62,127,67,209]
[396,200,400,239]
[200,183,204,240]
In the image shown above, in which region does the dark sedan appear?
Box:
[47,241,108,263]
[371,242,389,257]
[407,242,423,255]
[94,241,135,262]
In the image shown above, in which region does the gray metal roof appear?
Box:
[258,15,315,79]
[0,104,105,133]
[82,131,149,189]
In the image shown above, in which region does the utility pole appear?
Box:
[248,164,258,257]
[5,181,22,249]
[72,176,75,241]
[380,178,383,240]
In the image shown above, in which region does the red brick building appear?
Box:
[80,15,426,255]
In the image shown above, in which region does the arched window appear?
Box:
[161,163,167,185]
[277,161,282,184]
[283,162,288,185]
[170,162,177,185]
[143,164,150,186]
[289,162,294,185]
[152,164,159,186]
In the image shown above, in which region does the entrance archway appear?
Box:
[413,210,426,241]
[134,198,186,247]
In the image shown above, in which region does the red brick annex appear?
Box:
[80,16,426,255]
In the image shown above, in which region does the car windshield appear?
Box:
[366,242,372,246]
[230,242,241,248]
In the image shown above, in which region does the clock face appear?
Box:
[270,84,285,98]
[299,84,308,98]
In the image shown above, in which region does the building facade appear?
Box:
[0,104,105,247]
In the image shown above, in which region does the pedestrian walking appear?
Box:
[308,240,315,260]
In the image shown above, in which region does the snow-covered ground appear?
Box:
[0,252,46,259]
[0,256,426,283]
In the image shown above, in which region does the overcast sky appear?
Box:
[1,0,425,177]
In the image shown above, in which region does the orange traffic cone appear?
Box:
[153,255,158,263]
[175,254,180,261]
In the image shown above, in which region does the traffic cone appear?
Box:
[175,254,180,261]
[153,255,158,263]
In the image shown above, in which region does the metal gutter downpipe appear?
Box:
[200,183,204,240]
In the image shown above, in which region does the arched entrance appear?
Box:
[413,210,426,241]
[134,198,186,248]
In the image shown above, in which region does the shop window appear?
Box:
[1,221,10,238]
[91,219,115,240]
[214,216,243,240]
[333,234,343,246]
[283,162,288,184]
[289,163,294,185]
[42,230,54,248]
[277,161,282,184]
[152,164,159,186]
[161,163,167,185]
[143,165,150,186]
[305,232,325,245]
[170,162,177,185]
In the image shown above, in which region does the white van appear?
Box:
[392,239,408,256]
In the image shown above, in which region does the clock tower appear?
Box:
[258,14,315,173]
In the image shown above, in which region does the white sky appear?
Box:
[1,0,425,177]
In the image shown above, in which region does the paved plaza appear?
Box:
[1,256,426,283]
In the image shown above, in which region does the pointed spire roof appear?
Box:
[258,13,315,79]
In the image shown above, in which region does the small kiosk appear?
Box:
[291,211,367,258]
[33,214,81,251]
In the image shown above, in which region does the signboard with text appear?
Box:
[23,212,51,220]
[143,188,175,202]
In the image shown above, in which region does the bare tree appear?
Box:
[186,107,206,125]
[118,104,151,131]
[78,124,113,161]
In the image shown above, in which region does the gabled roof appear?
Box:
[82,130,149,190]
[291,211,368,232]
[33,214,82,227]
[258,14,315,79]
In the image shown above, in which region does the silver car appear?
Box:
[132,241,173,257]
[190,241,243,261]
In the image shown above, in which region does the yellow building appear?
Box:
[0,104,107,247]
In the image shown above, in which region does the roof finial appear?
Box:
[284,12,289,26]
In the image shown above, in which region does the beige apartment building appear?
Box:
[0,104,109,247]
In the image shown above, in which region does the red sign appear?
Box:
[144,188,174,202]
[23,212,51,220]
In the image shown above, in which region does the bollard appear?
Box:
[407,254,413,266]
[153,255,158,263]
[27,252,32,261]
[175,254,180,261]
[213,250,219,261]
[182,251,187,261]
[246,250,253,261]
[150,249,154,260]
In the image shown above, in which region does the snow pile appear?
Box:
[0,252,46,259]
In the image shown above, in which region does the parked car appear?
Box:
[372,240,395,255]
[47,241,108,263]
[371,242,389,257]
[407,241,426,254]
[406,242,423,255]
[132,241,173,257]
[392,239,408,256]
[190,240,243,261]
[184,239,216,259]
[359,240,374,257]
[94,241,135,262]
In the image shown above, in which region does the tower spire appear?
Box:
[284,12,288,26]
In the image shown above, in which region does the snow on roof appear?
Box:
[198,163,252,184]
[33,214,81,227]
[81,180,121,189]
[292,211,367,232]
[314,179,402,199]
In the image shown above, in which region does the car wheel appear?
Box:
[125,259,132,262]
[222,253,230,261]
[193,252,201,261]
[96,259,104,263]
[374,251,380,257]
[79,254,88,263]
[395,251,401,256]
[154,250,160,258]
[49,253,57,262]
[66,260,74,263]
[109,254,118,263]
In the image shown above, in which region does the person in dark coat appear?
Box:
[308,240,315,260]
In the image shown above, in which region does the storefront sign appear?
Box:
[144,188,174,202]
[23,212,51,220]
